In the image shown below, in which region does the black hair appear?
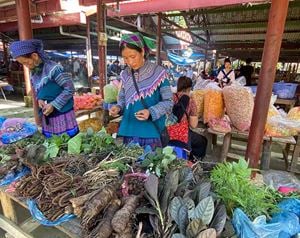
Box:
[22,53,35,58]
[177,76,192,92]
[246,58,252,64]
[224,58,231,64]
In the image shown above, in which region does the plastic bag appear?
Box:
[191,90,206,118]
[103,84,118,103]
[0,116,6,128]
[278,199,300,217]
[208,116,231,133]
[121,172,148,196]
[0,122,38,144]
[223,86,254,131]
[265,115,300,137]
[262,170,300,190]
[287,107,300,121]
[233,208,282,238]
[270,212,300,238]
[27,199,75,226]
[74,94,102,111]
[203,90,224,124]
[0,166,31,186]
[235,76,247,86]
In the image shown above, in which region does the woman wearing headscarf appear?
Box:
[10,39,79,138]
[109,33,173,148]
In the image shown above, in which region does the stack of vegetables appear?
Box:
[74,94,103,111]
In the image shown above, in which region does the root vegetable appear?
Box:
[111,195,139,233]
[81,185,116,229]
[88,199,121,238]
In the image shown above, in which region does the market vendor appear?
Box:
[217,58,235,88]
[10,39,79,138]
[109,33,173,148]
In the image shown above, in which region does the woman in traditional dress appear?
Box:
[10,39,79,138]
[109,33,173,148]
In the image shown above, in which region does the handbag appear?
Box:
[131,69,170,147]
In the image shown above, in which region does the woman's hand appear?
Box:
[109,105,121,117]
[42,104,54,116]
[38,100,46,109]
[135,109,150,121]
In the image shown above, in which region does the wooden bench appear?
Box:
[206,128,297,171]
[0,188,81,238]
[75,105,102,118]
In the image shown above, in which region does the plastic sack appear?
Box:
[223,86,254,131]
[235,76,247,86]
[0,166,31,186]
[262,170,300,190]
[1,118,26,129]
[73,94,102,111]
[27,199,75,226]
[0,122,38,144]
[191,90,206,118]
[265,115,300,137]
[233,208,282,238]
[121,172,148,196]
[203,90,224,124]
[103,84,118,103]
[208,116,231,133]
[287,107,300,121]
[193,79,211,90]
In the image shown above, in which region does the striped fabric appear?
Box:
[31,61,75,111]
[123,136,161,149]
[119,32,150,54]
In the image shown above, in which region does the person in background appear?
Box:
[217,58,235,88]
[240,58,254,86]
[109,32,173,148]
[108,60,121,77]
[186,65,194,79]
[168,76,207,159]
[72,57,80,80]
[10,39,79,138]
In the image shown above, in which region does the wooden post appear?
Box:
[86,15,93,88]
[0,192,17,223]
[97,0,107,98]
[15,0,39,125]
[260,139,272,170]
[246,0,289,172]
[156,13,162,65]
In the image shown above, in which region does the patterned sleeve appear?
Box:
[189,98,197,117]
[148,78,173,121]
[117,86,126,111]
[49,66,75,111]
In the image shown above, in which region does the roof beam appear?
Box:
[0,13,85,32]
[107,0,267,17]
[206,42,300,50]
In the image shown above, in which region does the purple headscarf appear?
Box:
[10,39,48,61]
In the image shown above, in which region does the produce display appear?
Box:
[223,86,254,131]
[0,122,299,237]
[74,94,102,111]
[208,117,231,133]
[78,118,103,132]
[287,106,300,121]
[203,90,224,124]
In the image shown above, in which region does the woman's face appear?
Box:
[121,47,144,70]
[225,62,231,70]
[16,53,40,69]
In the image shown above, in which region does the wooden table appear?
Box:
[75,105,102,118]
[0,188,82,238]
[206,128,297,171]
[275,98,297,112]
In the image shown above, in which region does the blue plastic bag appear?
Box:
[27,199,75,226]
[270,212,300,238]
[0,116,6,128]
[1,122,38,144]
[233,208,282,238]
[278,199,300,217]
[0,166,31,186]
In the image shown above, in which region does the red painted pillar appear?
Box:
[16,0,39,125]
[246,0,289,170]
[97,0,107,98]
[156,13,162,65]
